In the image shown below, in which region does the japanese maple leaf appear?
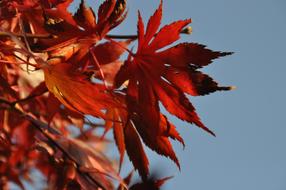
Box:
[43,63,124,120]
[42,0,127,45]
[43,0,128,70]
[114,1,232,178]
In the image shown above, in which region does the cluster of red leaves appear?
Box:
[0,0,232,189]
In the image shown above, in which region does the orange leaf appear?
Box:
[43,63,122,119]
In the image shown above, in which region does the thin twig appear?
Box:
[19,17,31,52]
[0,31,53,39]
[106,34,137,40]
[90,47,109,89]
[12,89,48,105]
[106,26,192,39]
[30,120,106,190]
[0,26,191,40]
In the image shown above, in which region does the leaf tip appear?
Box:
[221,51,234,56]
[207,128,216,137]
[204,125,216,137]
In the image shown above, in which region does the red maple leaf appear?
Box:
[43,63,124,120]
[114,1,232,178]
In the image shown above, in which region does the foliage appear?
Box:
[0,0,232,189]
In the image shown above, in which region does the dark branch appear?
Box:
[106,26,192,39]
[0,98,107,190]
[0,31,54,39]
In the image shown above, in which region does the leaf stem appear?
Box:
[12,89,48,105]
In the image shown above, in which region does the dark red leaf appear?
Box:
[112,109,126,169]
[114,1,232,175]
[158,43,233,68]
[124,121,149,180]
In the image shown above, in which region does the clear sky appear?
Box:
[75,0,286,190]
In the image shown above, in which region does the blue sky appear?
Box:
[78,0,286,189]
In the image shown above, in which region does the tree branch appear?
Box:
[0,98,107,190]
